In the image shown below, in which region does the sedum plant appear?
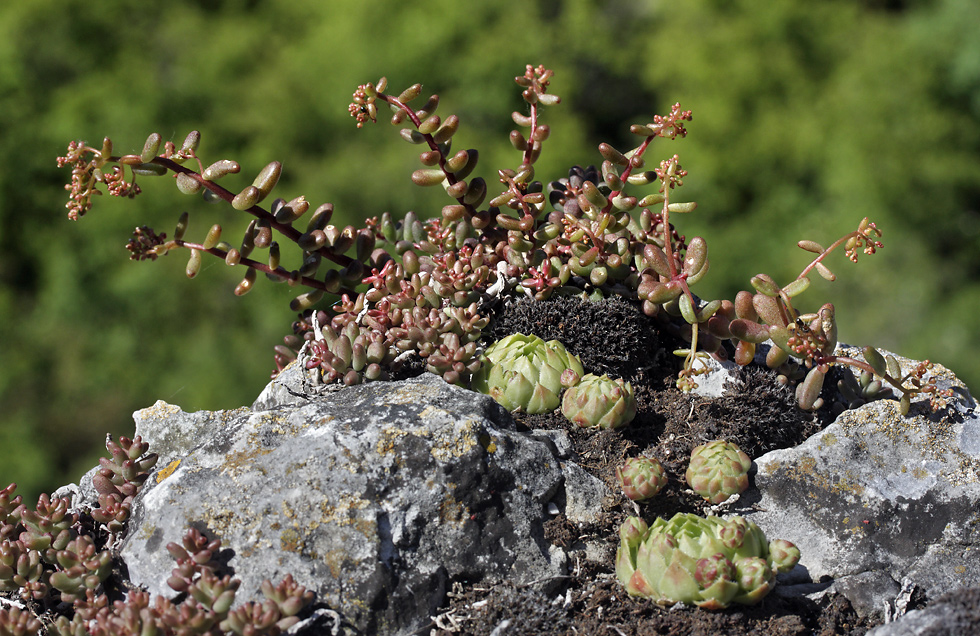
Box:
[0,437,315,636]
[616,512,800,609]
[56,64,952,419]
[561,373,636,430]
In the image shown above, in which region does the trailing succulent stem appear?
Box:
[57,64,950,414]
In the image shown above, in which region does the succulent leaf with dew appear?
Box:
[561,373,636,430]
[470,333,583,414]
[616,456,667,501]
[616,512,799,609]
[685,440,752,504]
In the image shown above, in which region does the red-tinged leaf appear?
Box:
[797,367,826,410]
[728,319,771,344]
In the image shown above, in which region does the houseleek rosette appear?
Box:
[562,373,637,430]
[685,440,752,504]
[616,456,667,501]
[470,333,584,414]
[616,512,799,609]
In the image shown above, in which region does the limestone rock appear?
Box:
[120,371,578,636]
[866,586,980,635]
[741,348,980,618]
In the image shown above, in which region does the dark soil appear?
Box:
[425,295,884,636]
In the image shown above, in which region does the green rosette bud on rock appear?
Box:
[561,373,637,430]
[615,512,800,609]
[471,333,584,414]
[685,440,752,504]
[616,456,667,501]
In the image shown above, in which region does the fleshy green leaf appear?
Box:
[863,346,887,376]
[781,277,810,298]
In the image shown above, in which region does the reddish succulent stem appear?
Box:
[522,101,540,171]
[131,156,356,270]
[606,135,653,203]
[797,232,861,281]
[374,94,473,216]
[173,239,358,297]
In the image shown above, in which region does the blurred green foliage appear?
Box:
[1,0,978,502]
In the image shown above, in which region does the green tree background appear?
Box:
[2,0,978,502]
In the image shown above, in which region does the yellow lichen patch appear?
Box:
[479,433,497,454]
[439,487,468,525]
[390,383,444,405]
[221,413,299,478]
[155,459,181,483]
[430,419,480,462]
[315,495,375,537]
[320,548,352,579]
[799,456,817,473]
[135,400,184,421]
[779,454,866,499]
[280,527,306,554]
[376,428,410,457]
[820,432,838,448]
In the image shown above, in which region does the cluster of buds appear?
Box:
[561,373,637,430]
[616,456,667,501]
[470,333,583,414]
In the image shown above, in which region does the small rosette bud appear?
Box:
[470,334,583,414]
[733,556,773,605]
[561,373,636,430]
[685,440,752,504]
[768,539,801,574]
[616,456,667,501]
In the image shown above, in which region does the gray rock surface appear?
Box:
[739,347,980,619]
[866,586,980,635]
[119,369,601,636]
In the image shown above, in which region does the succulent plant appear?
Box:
[0,606,41,636]
[0,433,316,636]
[616,456,667,501]
[685,440,752,504]
[470,333,583,414]
[57,62,956,416]
[561,373,637,430]
[615,512,800,609]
